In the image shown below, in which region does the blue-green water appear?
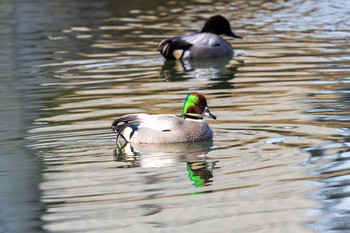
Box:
[0,0,349,232]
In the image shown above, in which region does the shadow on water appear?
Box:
[114,140,218,187]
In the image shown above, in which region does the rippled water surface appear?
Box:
[1,0,350,232]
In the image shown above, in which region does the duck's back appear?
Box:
[158,33,233,60]
[181,33,226,47]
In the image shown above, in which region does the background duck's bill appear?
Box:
[231,32,243,39]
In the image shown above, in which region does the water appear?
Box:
[0,0,349,232]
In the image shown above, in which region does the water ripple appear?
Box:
[1,0,349,232]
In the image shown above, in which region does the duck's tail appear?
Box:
[157,38,192,60]
[111,115,139,142]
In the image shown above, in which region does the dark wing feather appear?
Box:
[111,115,140,141]
[157,37,193,60]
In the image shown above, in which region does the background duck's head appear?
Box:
[200,15,243,39]
[182,92,216,119]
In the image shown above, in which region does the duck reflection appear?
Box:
[113,140,218,187]
[159,56,242,90]
[187,160,217,187]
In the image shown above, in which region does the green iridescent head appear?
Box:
[182,92,216,119]
[182,93,200,115]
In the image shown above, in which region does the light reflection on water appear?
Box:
[114,141,217,187]
[0,0,349,232]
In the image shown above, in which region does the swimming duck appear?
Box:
[157,15,243,60]
[111,92,216,144]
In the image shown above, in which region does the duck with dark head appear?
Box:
[157,15,243,60]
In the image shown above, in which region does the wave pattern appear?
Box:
[2,0,348,232]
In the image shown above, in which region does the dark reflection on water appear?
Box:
[159,56,241,90]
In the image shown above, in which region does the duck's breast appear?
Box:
[182,120,213,142]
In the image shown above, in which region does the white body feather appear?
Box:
[181,33,234,59]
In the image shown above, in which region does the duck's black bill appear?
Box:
[231,32,243,39]
[204,107,217,120]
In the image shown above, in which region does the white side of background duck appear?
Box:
[111,92,216,144]
[157,15,243,60]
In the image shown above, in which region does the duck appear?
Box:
[157,15,243,60]
[111,92,216,144]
